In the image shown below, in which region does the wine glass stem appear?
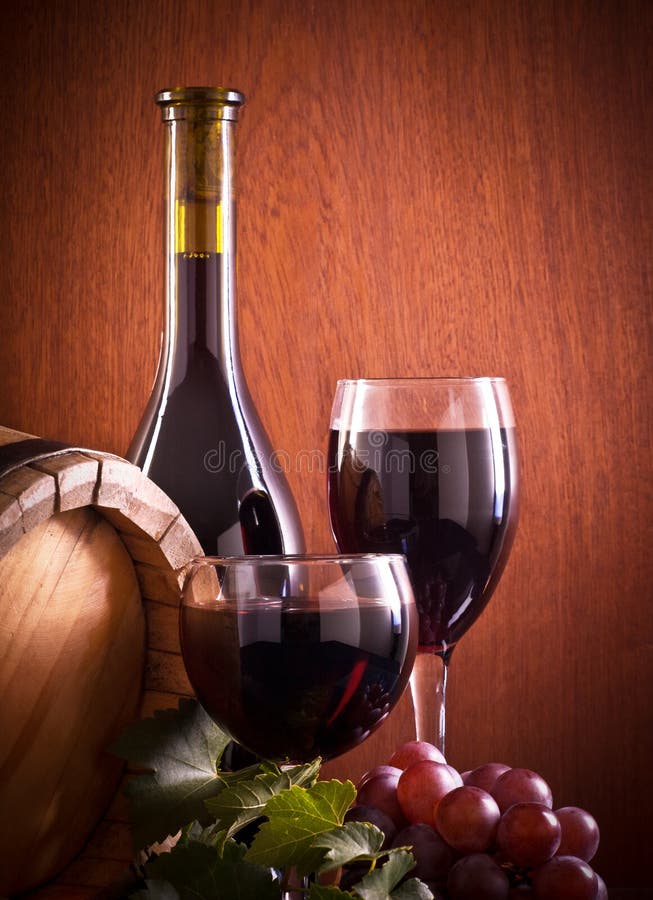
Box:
[410,651,448,755]
[282,872,309,898]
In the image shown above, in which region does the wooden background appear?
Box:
[0,0,650,895]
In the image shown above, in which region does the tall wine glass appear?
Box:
[327,377,519,754]
[180,554,417,764]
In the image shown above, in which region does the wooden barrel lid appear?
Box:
[0,426,202,897]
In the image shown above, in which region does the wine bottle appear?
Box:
[128,87,305,556]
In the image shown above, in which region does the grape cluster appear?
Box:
[346,740,606,899]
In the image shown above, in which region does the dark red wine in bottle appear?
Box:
[128,88,304,556]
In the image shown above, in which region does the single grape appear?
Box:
[555,806,600,862]
[434,785,501,853]
[338,861,371,891]
[388,739,447,768]
[397,760,463,826]
[447,853,511,900]
[357,764,403,790]
[531,855,598,900]
[344,803,397,848]
[496,801,561,868]
[445,763,464,783]
[356,771,406,828]
[463,762,511,793]
[492,767,553,813]
[595,873,608,899]
[391,822,453,883]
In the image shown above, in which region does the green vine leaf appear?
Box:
[110,698,231,847]
[245,779,357,875]
[111,702,436,900]
[138,839,280,900]
[129,880,180,899]
[353,850,433,900]
[205,758,321,845]
[313,822,385,871]
[307,885,357,899]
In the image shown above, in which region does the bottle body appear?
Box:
[128,88,304,556]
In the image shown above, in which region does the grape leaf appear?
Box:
[140,838,280,900]
[110,698,231,847]
[313,822,385,871]
[130,881,180,900]
[308,886,356,899]
[392,878,436,900]
[245,779,357,874]
[390,879,434,900]
[177,819,226,847]
[205,758,321,844]
[353,850,433,900]
[111,703,435,900]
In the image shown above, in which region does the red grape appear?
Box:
[445,763,464,783]
[397,760,462,826]
[463,762,511,793]
[359,741,606,900]
[389,739,447,768]
[496,802,561,868]
[391,822,453,883]
[491,767,553,813]
[447,853,511,899]
[344,803,397,848]
[356,771,406,828]
[531,855,598,899]
[434,785,501,853]
[357,764,402,790]
[555,806,600,862]
[595,873,608,899]
[339,861,372,891]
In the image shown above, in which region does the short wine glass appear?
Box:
[327,377,519,754]
[180,553,418,764]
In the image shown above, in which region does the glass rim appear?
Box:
[189,552,409,567]
[335,376,507,387]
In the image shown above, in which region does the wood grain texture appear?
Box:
[0,508,143,895]
[0,430,202,895]
[0,0,650,893]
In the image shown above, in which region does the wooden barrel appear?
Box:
[0,426,202,898]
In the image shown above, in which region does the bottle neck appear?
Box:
[160,92,243,386]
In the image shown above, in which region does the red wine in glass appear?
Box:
[180,554,418,763]
[327,378,519,752]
